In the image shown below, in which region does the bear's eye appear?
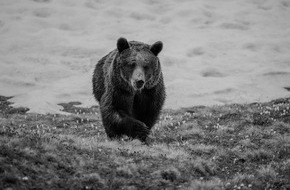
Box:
[129,62,136,68]
[144,66,149,70]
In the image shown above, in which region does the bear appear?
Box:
[92,37,166,142]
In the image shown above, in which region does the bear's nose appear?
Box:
[135,80,145,89]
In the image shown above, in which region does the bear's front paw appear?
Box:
[124,118,150,141]
[134,122,150,142]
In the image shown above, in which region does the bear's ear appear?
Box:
[150,41,163,56]
[117,37,130,53]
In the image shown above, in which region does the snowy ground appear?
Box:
[0,0,290,114]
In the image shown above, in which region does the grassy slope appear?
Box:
[0,95,290,190]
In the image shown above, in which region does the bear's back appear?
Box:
[92,50,117,102]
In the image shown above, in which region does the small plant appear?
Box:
[1,96,290,189]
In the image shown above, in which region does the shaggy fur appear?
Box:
[92,37,165,142]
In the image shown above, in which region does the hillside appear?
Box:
[1,95,289,189]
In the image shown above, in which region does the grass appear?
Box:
[0,96,290,189]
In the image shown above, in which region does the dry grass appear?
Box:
[0,96,290,189]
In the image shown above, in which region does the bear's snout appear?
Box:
[135,80,145,89]
[132,79,145,90]
[131,66,145,90]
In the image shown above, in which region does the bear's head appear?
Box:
[114,37,163,92]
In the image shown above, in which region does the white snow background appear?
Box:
[0,0,290,114]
